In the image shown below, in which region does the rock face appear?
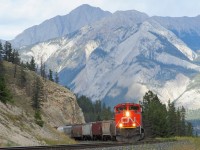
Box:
[0,61,84,146]
[42,80,84,127]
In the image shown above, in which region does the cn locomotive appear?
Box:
[114,103,144,142]
[60,102,144,142]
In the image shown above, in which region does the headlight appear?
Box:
[119,123,123,128]
[125,111,130,117]
[132,123,136,127]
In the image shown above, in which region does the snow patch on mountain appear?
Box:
[141,21,197,61]
[85,41,99,61]
[176,89,200,110]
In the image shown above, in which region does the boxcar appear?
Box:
[71,124,82,140]
[92,122,102,140]
[110,121,116,140]
[102,121,111,140]
[82,123,92,140]
[63,126,72,137]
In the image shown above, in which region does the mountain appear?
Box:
[11,4,111,48]
[19,8,200,110]
[152,16,200,51]
[0,61,84,146]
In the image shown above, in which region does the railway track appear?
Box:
[0,138,171,150]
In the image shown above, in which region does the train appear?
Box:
[60,102,144,142]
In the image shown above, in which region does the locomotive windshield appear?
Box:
[129,106,139,111]
[116,106,127,111]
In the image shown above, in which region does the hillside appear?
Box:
[0,61,85,146]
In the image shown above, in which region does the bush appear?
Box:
[34,110,44,127]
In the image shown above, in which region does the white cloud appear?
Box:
[1,0,200,40]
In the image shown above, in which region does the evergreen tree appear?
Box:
[48,69,54,82]
[19,66,27,87]
[55,72,59,84]
[29,56,36,71]
[40,59,46,79]
[167,100,177,136]
[32,76,44,110]
[4,41,12,62]
[0,61,12,104]
[142,90,168,137]
[180,106,186,136]
[175,108,181,136]
[31,76,45,127]
[0,41,3,51]
[186,122,193,136]
[0,41,4,60]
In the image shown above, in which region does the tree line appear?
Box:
[78,91,194,137]
[142,90,193,137]
[77,95,113,122]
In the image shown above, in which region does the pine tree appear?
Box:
[55,72,59,84]
[180,106,186,136]
[0,61,12,104]
[32,76,44,110]
[0,41,3,51]
[142,90,168,137]
[4,41,12,62]
[40,59,46,79]
[0,41,4,60]
[19,66,26,87]
[167,100,177,136]
[186,122,193,136]
[31,76,45,127]
[175,108,181,136]
[48,69,54,82]
[29,56,36,71]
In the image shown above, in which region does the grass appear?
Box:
[36,132,76,145]
[157,136,200,150]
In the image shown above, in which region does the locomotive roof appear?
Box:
[114,102,141,108]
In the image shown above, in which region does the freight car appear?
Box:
[82,123,92,140]
[63,120,116,141]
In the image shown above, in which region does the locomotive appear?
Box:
[60,102,144,142]
[114,103,144,142]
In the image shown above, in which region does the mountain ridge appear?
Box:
[11,4,111,48]
[16,5,200,111]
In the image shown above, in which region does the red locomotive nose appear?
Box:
[114,103,142,129]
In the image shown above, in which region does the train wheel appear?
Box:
[140,129,145,140]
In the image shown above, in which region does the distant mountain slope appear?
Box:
[12,4,111,47]
[19,9,200,110]
[152,16,200,51]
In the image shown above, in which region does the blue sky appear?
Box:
[1,0,200,40]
